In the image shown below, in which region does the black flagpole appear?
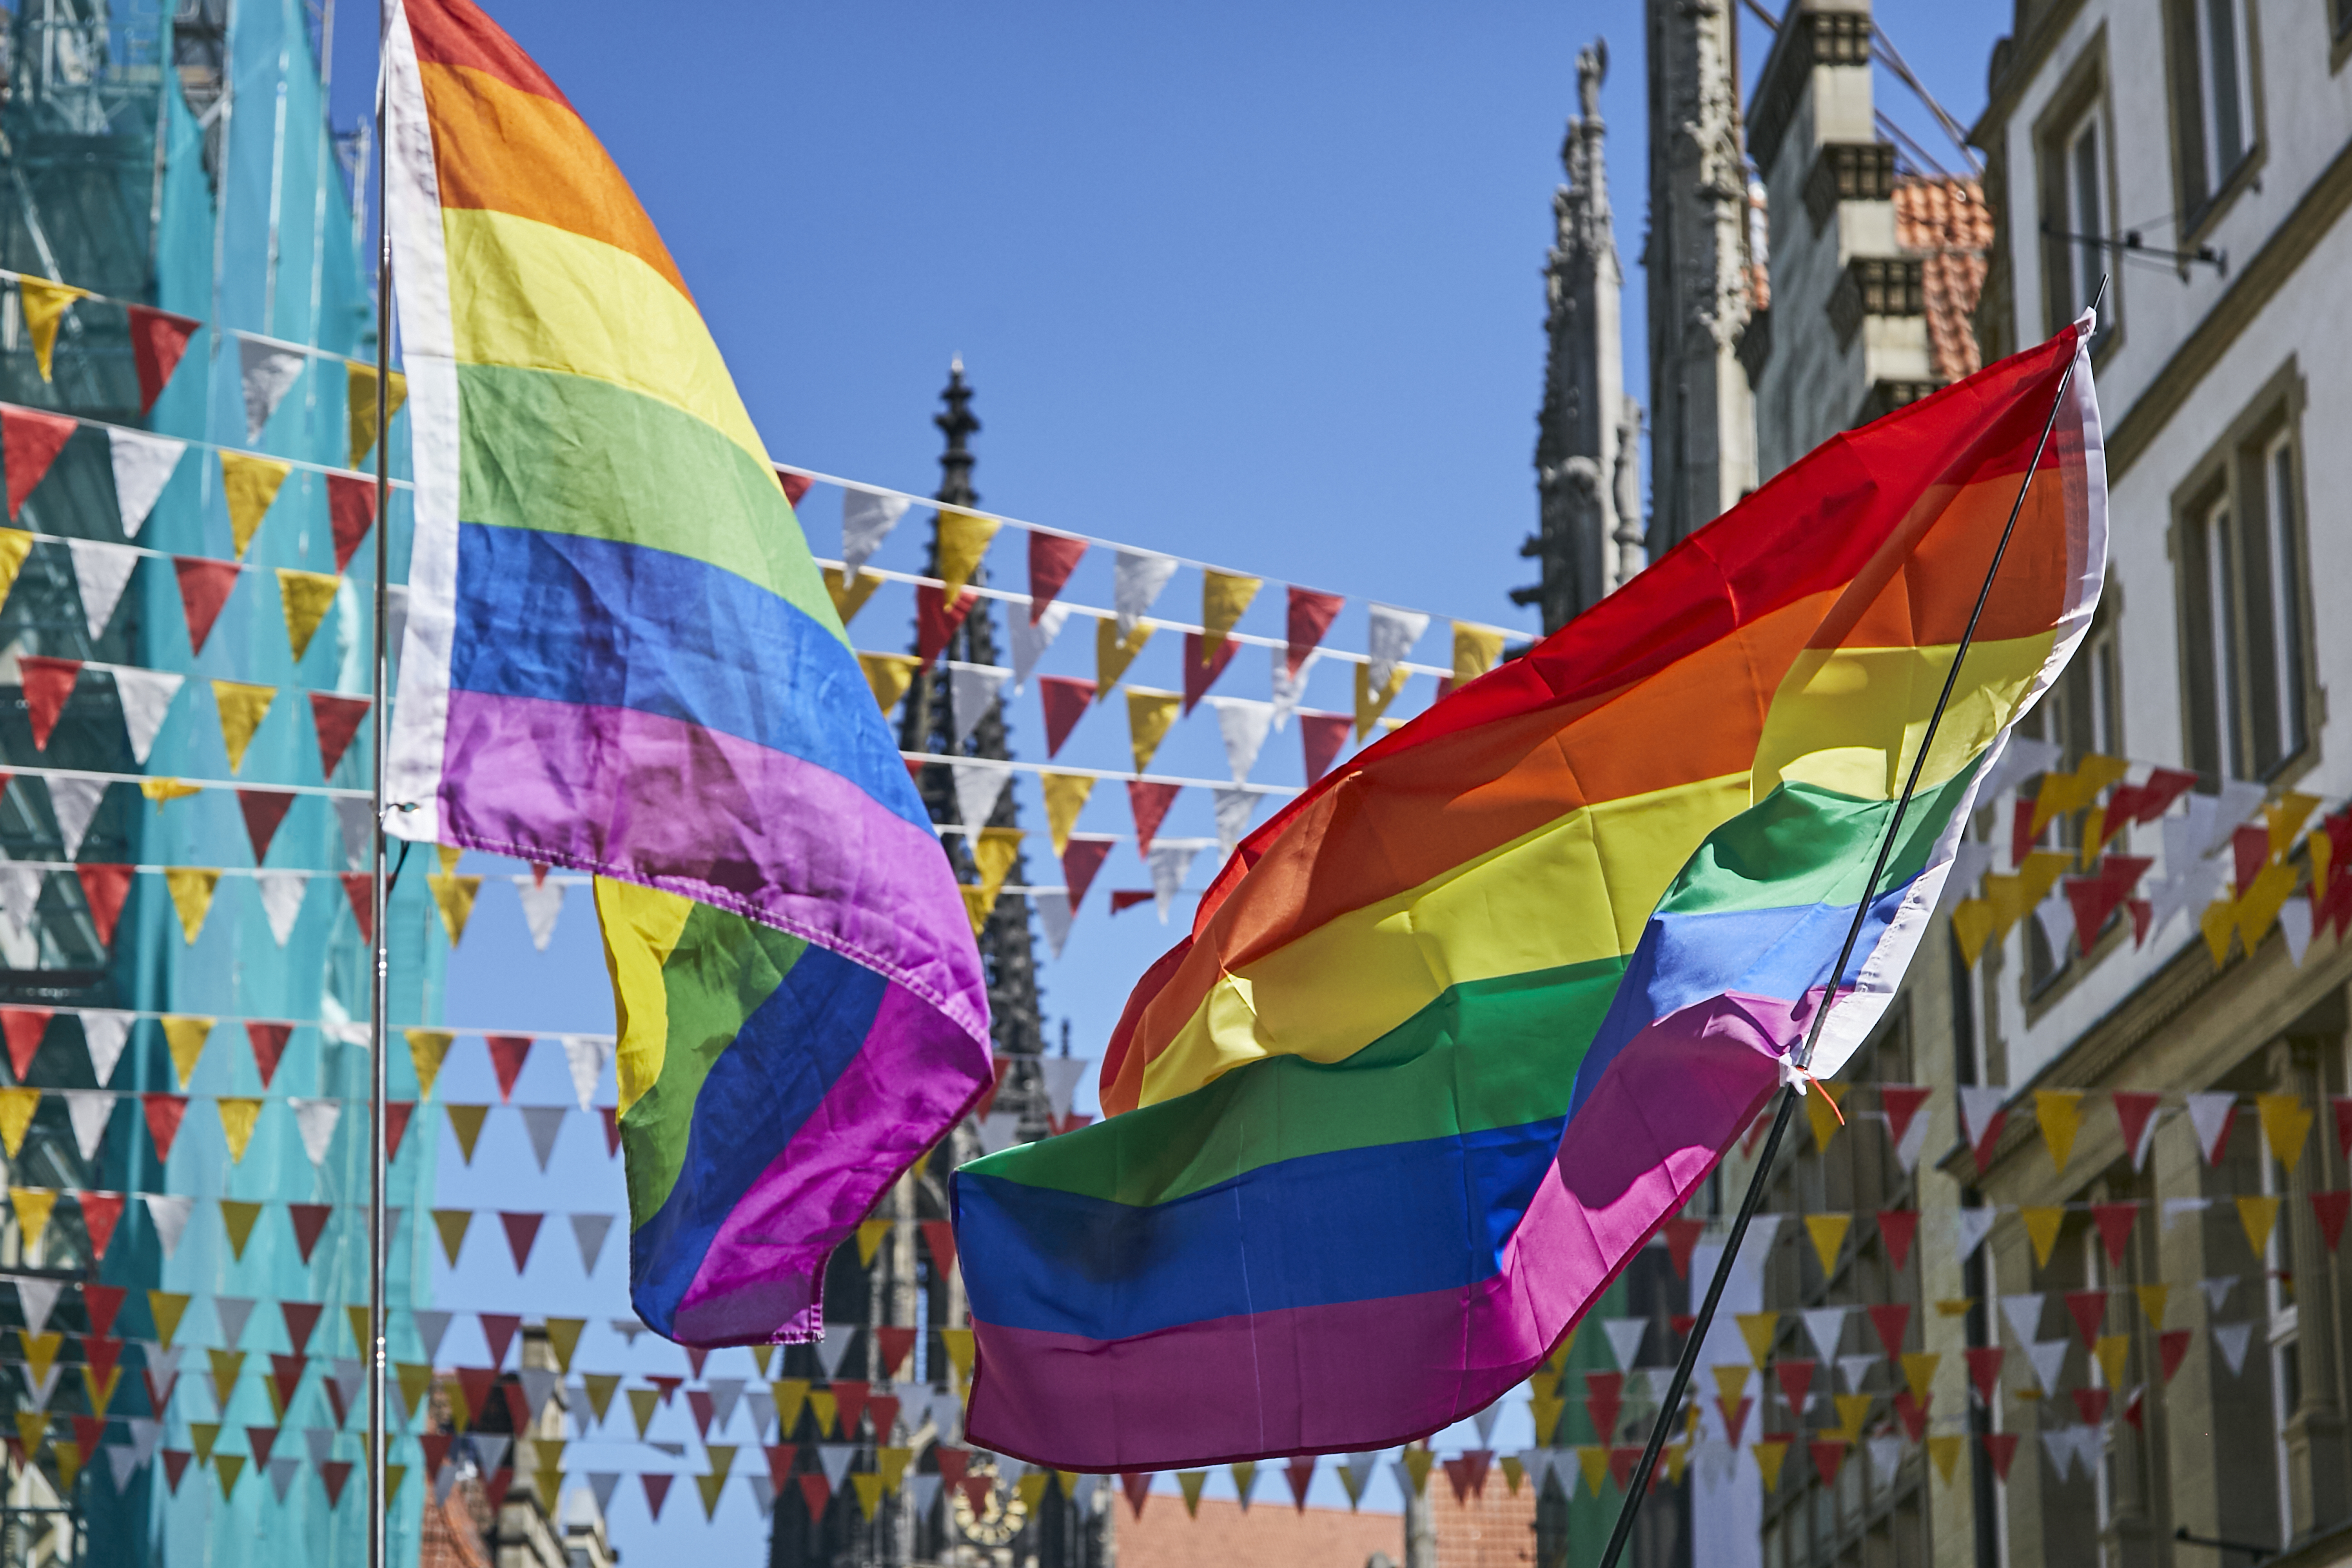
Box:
[1595,287,2103,1568]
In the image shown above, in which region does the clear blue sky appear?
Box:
[325,2,2005,1556]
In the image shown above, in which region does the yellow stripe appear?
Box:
[445,208,769,472]
[1751,631,2056,802]
[594,878,696,1116]
[1137,773,1752,1108]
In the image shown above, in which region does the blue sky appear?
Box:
[327,1,2006,1555]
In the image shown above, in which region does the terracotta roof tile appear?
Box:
[1895,176,1990,381]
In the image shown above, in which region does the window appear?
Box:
[2034,46,2119,346]
[2168,0,2258,214]
[2062,107,2105,325]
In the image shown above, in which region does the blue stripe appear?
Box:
[447,521,929,833]
[953,1118,1564,1341]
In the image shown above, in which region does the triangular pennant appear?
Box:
[1352,660,1408,739]
[445,1104,489,1163]
[44,772,104,860]
[1126,780,1180,858]
[2237,1194,2281,1258]
[251,870,305,946]
[216,1097,263,1162]
[288,1098,340,1166]
[837,487,911,578]
[1009,599,1069,695]
[2257,1093,2314,1175]
[913,583,978,668]
[407,1029,453,1099]
[428,871,483,945]
[501,1211,543,1272]
[521,1106,566,1171]
[2034,1089,2083,1172]
[218,1200,262,1259]
[947,662,1013,747]
[61,1090,113,1163]
[1125,687,1181,775]
[16,280,85,381]
[210,680,274,771]
[275,569,341,661]
[345,363,408,468]
[20,656,82,750]
[1,404,77,519]
[172,557,241,653]
[1180,631,1239,715]
[934,509,1001,602]
[107,668,181,766]
[288,1202,331,1263]
[237,338,305,442]
[1094,614,1152,692]
[160,869,218,945]
[217,452,291,558]
[2021,1207,2065,1268]
[64,539,138,641]
[1364,602,1430,691]
[947,759,1012,831]
[1300,710,1351,783]
[2187,1092,2239,1164]
[2112,1090,2162,1171]
[141,1095,188,1163]
[1804,1214,1851,1274]
[125,306,199,416]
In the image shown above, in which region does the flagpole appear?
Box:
[367,1,393,1564]
[1594,288,2103,1568]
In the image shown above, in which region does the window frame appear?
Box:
[2032,34,2123,352]
[2163,0,2269,237]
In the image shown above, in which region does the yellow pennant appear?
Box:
[1042,773,1094,855]
[2031,755,2128,833]
[428,872,484,946]
[1804,1213,1851,1274]
[1500,1454,1525,1494]
[2021,1206,2065,1268]
[1200,571,1262,659]
[2238,1194,2281,1258]
[218,452,292,558]
[856,1216,893,1267]
[1804,1082,1849,1151]
[1900,1352,1939,1403]
[973,826,1025,903]
[2257,1093,2314,1175]
[1401,1446,1434,1495]
[2268,791,2321,855]
[1177,1470,1207,1515]
[1095,617,1152,692]
[938,1325,975,1384]
[1663,1441,1691,1485]
[20,1331,62,1391]
[0,1088,38,1158]
[164,868,220,944]
[217,1097,263,1163]
[0,528,31,615]
[445,1106,490,1164]
[626,1387,659,1439]
[211,680,275,772]
[1935,1297,1975,1318]
[83,1364,122,1413]
[148,1291,190,1348]
[219,1199,263,1259]
[1753,1441,1790,1494]
[1530,1388,1564,1444]
[9,1187,56,1253]
[577,1372,618,1423]
[389,1364,431,1422]
[1832,1394,1872,1442]
[771,1379,809,1433]
[142,777,201,806]
[1713,1366,1752,1408]
[2135,1284,2169,1328]
[806,1389,838,1436]
[824,566,880,626]
[1126,688,1181,775]
[535,1315,584,1374]
[346,363,409,468]
[345,1307,371,1357]
[10,1416,42,1463]
[1575,1445,1609,1497]
[161,1014,213,1087]
[2034,1089,2083,1173]
[1016,1472,1050,1511]
[1927,1434,1964,1485]
[2201,896,2239,966]
[960,886,995,936]
[2017,849,2073,908]
[857,652,920,715]
[2239,862,2296,954]
[1353,661,1407,739]
[1452,622,1505,686]
[381,1463,406,1508]
[18,279,87,381]
[1736,1311,1780,1365]
[185,1419,220,1464]
[878,1447,912,1493]
[750,1345,774,1377]
[2094,1334,2131,1390]
[935,510,1001,602]
[1951,898,1995,966]
[275,569,341,661]
[406,1029,454,1098]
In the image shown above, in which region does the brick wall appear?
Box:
[1116,1495,1400,1568]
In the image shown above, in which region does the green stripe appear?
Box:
[1657,767,1982,918]
[618,900,806,1223]
[963,955,1628,1205]
[457,362,846,646]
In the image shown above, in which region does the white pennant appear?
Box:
[813,1325,854,1379]
[1148,841,1200,923]
[2212,1322,2253,1377]
[949,760,1013,831]
[1208,696,1272,782]
[561,1034,612,1111]
[571,1212,613,1274]
[64,540,138,641]
[745,1388,775,1440]
[25,1366,61,1410]
[2279,897,2313,965]
[80,1010,129,1084]
[108,428,185,539]
[1038,1056,1089,1119]
[238,337,306,441]
[516,873,566,950]
[2033,890,2075,955]
[2023,1339,2069,1396]
[840,488,911,578]
[141,1193,191,1256]
[1364,603,1431,691]
[1112,550,1177,637]
[413,1309,453,1361]
[1471,1403,1500,1445]
[2204,780,2269,858]
[1999,1294,2045,1345]
[111,667,183,764]
[817,1444,858,1489]
[707,1378,744,1433]
[267,1457,300,1503]
[2164,1197,2212,1230]
[304,1427,337,1466]
[1798,1306,1849,1361]
[0,864,41,960]
[1943,840,1995,905]
[1894,1108,1931,1173]
[1010,601,1068,693]
[1958,1086,2009,1152]
[127,1415,163,1466]
[947,662,1012,746]
[976,1110,1023,1152]
[522,1105,566,1171]
[1953,1205,1998,1264]
[1602,1316,1648,1371]
[905,1474,942,1520]
[2186,1092,2238,1164]
[1975,735,2062,806]
[214,1296,255,1346]
[61,1090,113,1162]
[1269,645,1317,732]
[517,1366,562,1422]
[15,1276,62,1335]
[1867,1434,1904,1485]
[1836,1354,1877,1394]
[334,797,374,869]
[2040,1429,2079,1482]
[289,1097,341,1166]
[1033,890,1072,959]
[587,1472,622,1518]
[105,1445,143,1490]
[45,773,105,859]
[256,871,306,946]
[2200,1277,2234,1314]
[1212,787,1256,862]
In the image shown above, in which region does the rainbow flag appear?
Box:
[382,0,990,1343]
[956,323,2105,1467]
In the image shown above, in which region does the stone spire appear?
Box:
[1519,40,1641,634]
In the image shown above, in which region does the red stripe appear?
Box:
[405,0,575,110]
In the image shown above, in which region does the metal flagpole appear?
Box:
[367,1,394,1563]
[1595,287,2104,1568]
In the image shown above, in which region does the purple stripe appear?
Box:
[964,989,1796,1469]
[671,982,992,1344]
[439,689,986,1041]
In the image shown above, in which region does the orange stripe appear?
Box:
[1815,468,2075,652]
[419,61,690,304]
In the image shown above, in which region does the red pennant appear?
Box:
[867,1394,900,1440]
[162,1449,192,1493]
[684,1347,707,1379]
[1965,1345,2007,1406]
[1892,1388,1929,1443]
[1773,1359,1815,1413]
[455,1367,498,1425]
[321,1459,354,1505]
[172,557,241,653]
[125,307,199,416]
[141,1094,187,1161]
[2061,875,2119,949]
[1661,1217,1704,1280]
[1607,1445,1641,1492]
[309,693,370,777]
[1285,587,1342,677]
[688,1388,715,1439]
[78,1194,123,1261]
[599,1104,620,1156]
[2065,1289,2108,1347]
[385,1101,415,1161]
[2233,824,2271,896]
[2127,898,2152,946]
[503,1381,532,1430]
[235,789,295,864]
[873,1325,917,1378]
[421,1432,454,1477]
[2123,1388,2146,1431]
[498,1213,542,1272]
[915,583,978,667]
[1126,780,1180,857]
[269,1354,305,1410]
[2010,797,2036,870]
[796,1473,829,1516]
[2070,1387,2109,1425]
[1876,1209,1919,1271]
[323,1372,350,1430]
[972,1054,1013,1119]
[1716,1396,1751,1445]
[325,473,377,573]
[2312,1190,2350,1252]
[1037,675,1094,757]
[1181,631,1238,715]
[485,1035,532,1101]
[2114,1091,2162,1163]
[2158,1329,2192,1383]
[1286,1456,1314,1511]
[934,1448,969,1486]
[288,1203,331,1264]
[1061,838,1111,912]
[920,1219,957,1275]
[276,1301,319,1357]
[1878,1084,1931,1151]
[1120,1471,1151,1519]
[1808,1441,1847,1487]
[2129,768,2197,823]
[68,1414,102,1457]
[74,864,131,946]
[1444,1450,1492,1502]
[762,1445,794,1488]
[1300,711,1350,783]
[1867,1303,1910,1358]
[479,1313,521,1368]
[2090,1201,2140,1268]
[647,1375,682,1406]
[20,656,81,749]
[833,1381,870,1437]
[485,1466,514,1506]
[645,1473,675,1520]
[1110,890,1154,913]
[0,1007,50,1079]
[244,1022,292,1087]
[2,404,77,519]
[339,874,372,941]
[1669,1313,1697,1339]
[1584,1371,1623,1443]
[82,1283,124,1339]
[1969,1106,2008,1176]
[775,468,813,506]
[1029,534,1086,622]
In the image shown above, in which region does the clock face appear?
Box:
[950,1460,1029,1547]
